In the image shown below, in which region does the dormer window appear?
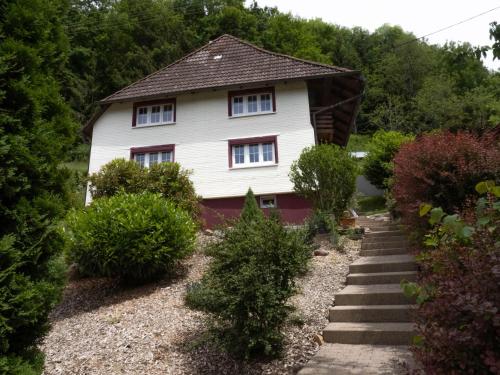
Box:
[132,99,176,127]
[228,87,276,117]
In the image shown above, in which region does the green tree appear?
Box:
[491,21,500,60]
[289,144,357,221]
[240,188,264,224]
[363,130,414,190]
[0,0,77,372]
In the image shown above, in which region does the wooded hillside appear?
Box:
[5,0,500,146]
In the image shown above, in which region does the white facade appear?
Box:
[87,81,315,203]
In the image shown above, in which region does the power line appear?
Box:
[395,5,500,49]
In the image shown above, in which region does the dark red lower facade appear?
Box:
[201,193,312,228]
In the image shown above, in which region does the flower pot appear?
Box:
[340,217,356,228]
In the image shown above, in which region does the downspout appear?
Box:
[311,93,364,144]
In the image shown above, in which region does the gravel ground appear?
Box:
[41,234,360,375]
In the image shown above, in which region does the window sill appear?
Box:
[229,163,278,170]
[132,122,176,129]
[229,112,276,119]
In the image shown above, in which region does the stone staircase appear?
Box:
[298,217,417,374]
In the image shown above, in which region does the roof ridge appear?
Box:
[221,34,354,73]
[101,35,230,103]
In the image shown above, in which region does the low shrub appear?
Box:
[186,190,311,358]
[363,130,414,190]
[289,144,357,221]
[65,192,196,283]
[403,182,500,373]
[392,131,500,227]
[88,159,201,221]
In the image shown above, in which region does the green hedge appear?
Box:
[65,192,196,283]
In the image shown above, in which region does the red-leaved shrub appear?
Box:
[392,131,500,226]
[412,199,500,374]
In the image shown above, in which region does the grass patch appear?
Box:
[356,195,387,215]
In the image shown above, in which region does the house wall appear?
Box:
[87,81,315,206]
[202,193,312,228]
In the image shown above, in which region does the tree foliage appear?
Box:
[61,1,500,136]
[363,130,414,190]
[0,0,77,372]
[290,144,357,221]
[186,198,311,358]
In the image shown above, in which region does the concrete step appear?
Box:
[364,230,405,239]
[360,247,409,256]
[335,284,413,305]
[347,271,417,285]
[362,240,408,250]
[329,305,415,322]
[323,322,415,345]
[363,235,407,244]
[349,255,416,274]
[297,344,416,375]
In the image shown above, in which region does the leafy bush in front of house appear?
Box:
[392,131,500,228]
[88,159,201,221]
[289,144,357,222]
[186,190,311,358]
[88,158,145,198]
[402,182,500,374]
[363,130,414,190]
[65,192,196,283]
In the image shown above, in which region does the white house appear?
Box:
[84,35,364,227]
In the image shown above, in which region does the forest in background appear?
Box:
[4,0,500,157]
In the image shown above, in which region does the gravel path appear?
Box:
[41,235,360,375]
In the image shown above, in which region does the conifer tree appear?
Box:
[0,0,77,372]
[240,188,264,224]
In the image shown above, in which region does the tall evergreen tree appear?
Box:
[0,0,77,372]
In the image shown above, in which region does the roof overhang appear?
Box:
[83,71,363,139]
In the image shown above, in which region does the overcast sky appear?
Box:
[246,0,500,70]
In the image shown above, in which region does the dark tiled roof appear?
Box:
[102,34,359,103]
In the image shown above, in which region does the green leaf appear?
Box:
[419,203,432,217]
[477,217,490,226]
[475,180,495,194]
[492,186,500,198]
[413,335,424,347]
[461,226,474,238]
[429,207,445,225]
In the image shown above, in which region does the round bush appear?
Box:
[88,159,201,222]
[65,192,196,283]
[289,144,357,221]
[392,131,500,226]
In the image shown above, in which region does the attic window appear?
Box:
[228,87,276,117]
[132,99,176,127]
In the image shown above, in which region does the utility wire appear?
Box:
[395,5,500,48]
